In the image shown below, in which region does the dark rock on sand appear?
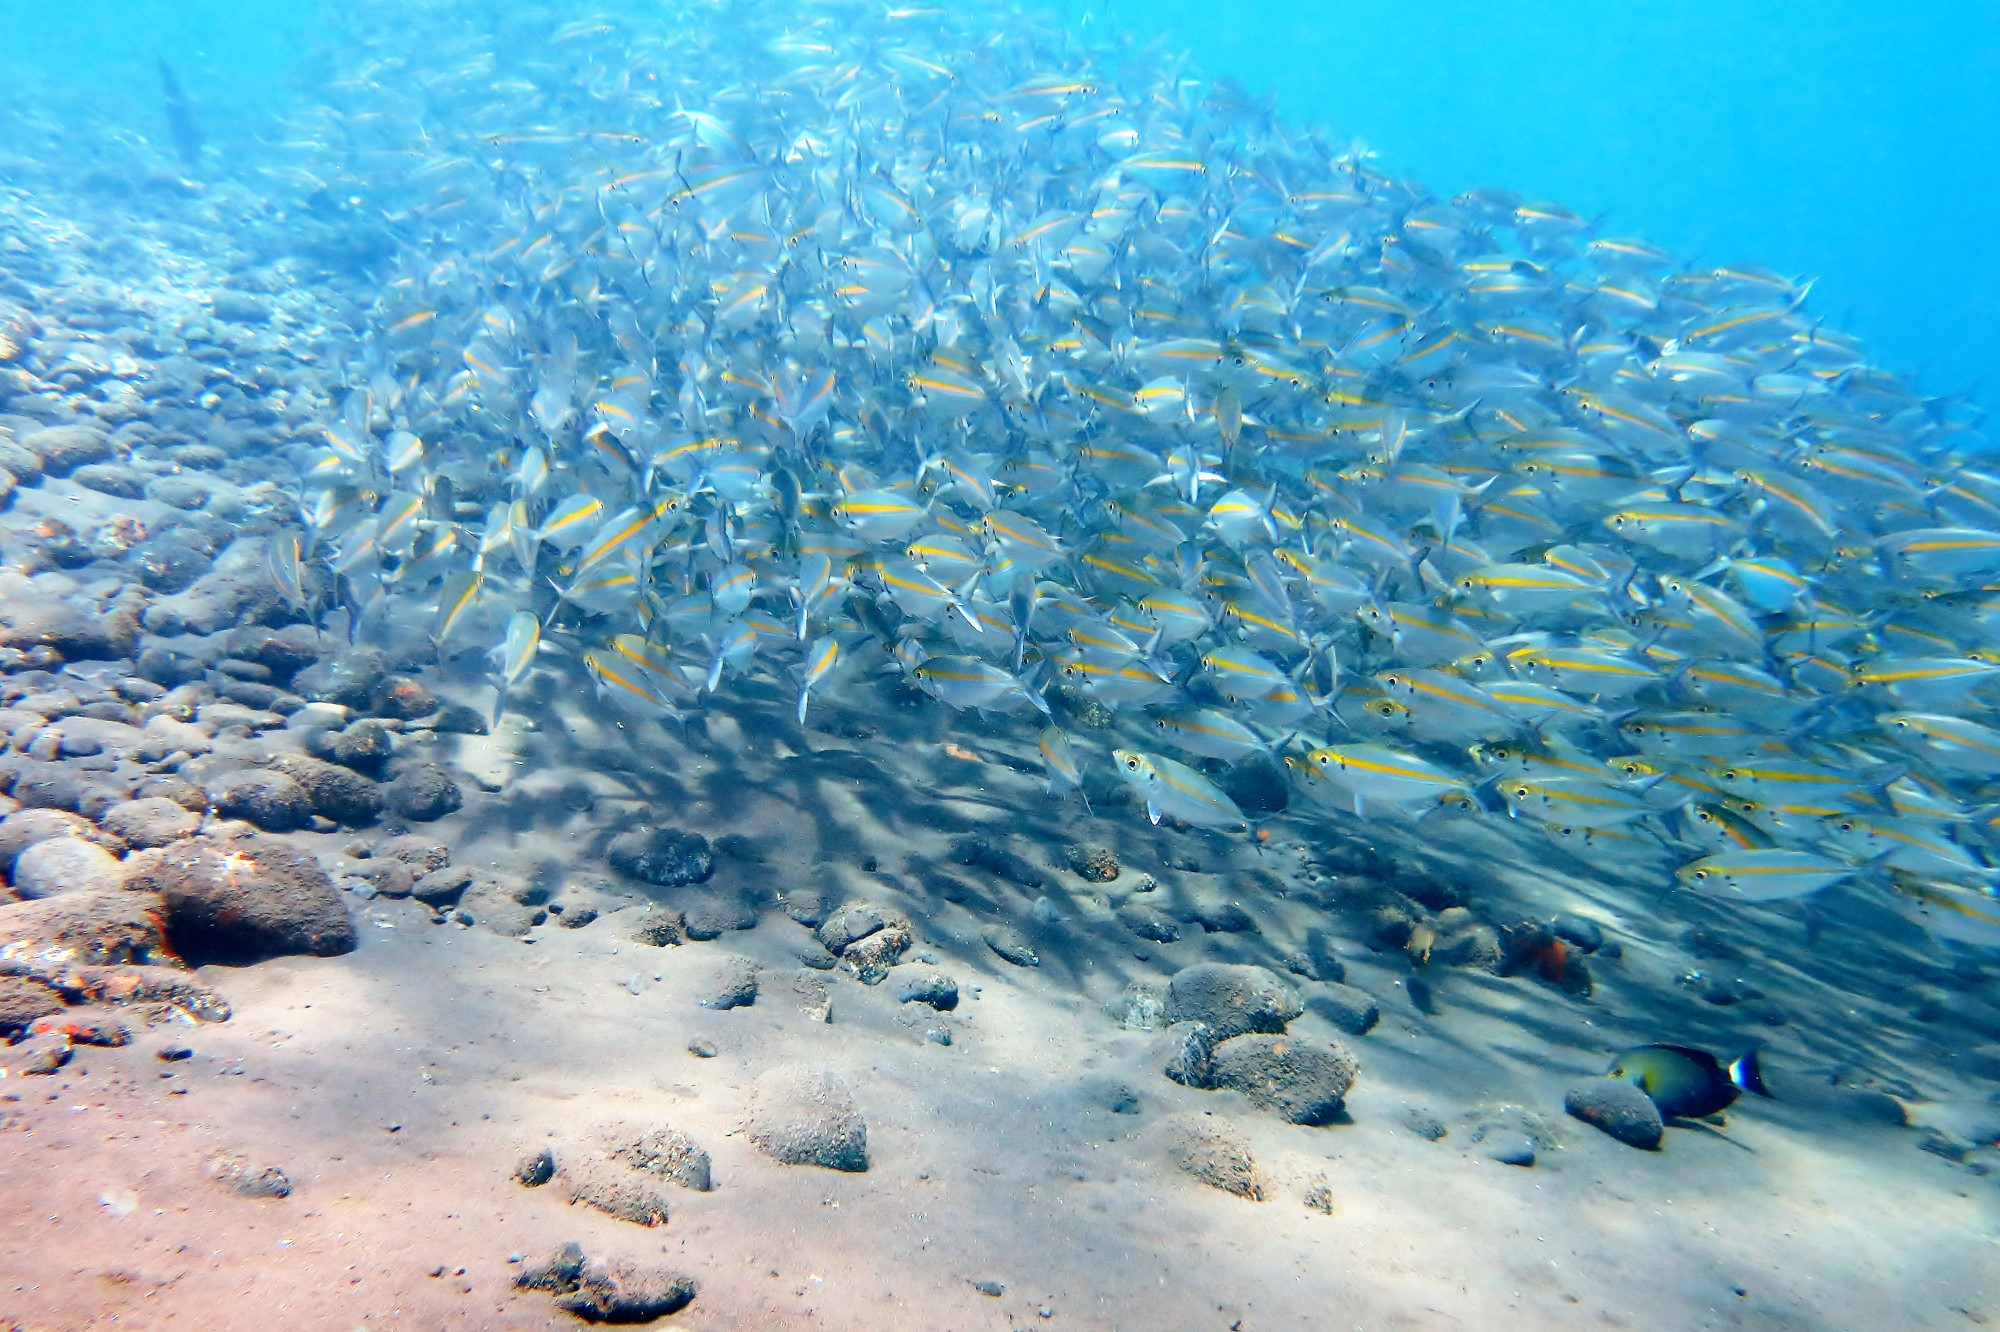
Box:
[609,1128,713,1192]
[20,423,110,477]
[555,1259,697,1322]
[307,719,395,776]
[892,970,959,1011]
[1186,899,1254,934]
[513,1147,556,1188]
[352,859,415,898]
[98,796,201,848]
[130,835,356,964]
[695,954,758,1009]
[816,901,887,954]
[383,763,462,822]
[0,595,141,662]
[561,1155,673,1227]
[515,1242,588,1293]
[1118,902,1181,942]
[457,873,549,935]
[72,463,143,498]
[0,975,65,1038]
[746,1064,868,1171]
[375,835,450,873]
[65,964,230,1021]
[209,769,312,832]
[679,890,759,939]
[429,702,488,735]
[134,645,205,688]
[262,753,382,826]
[1064,841,1119,882]
[1565,1077,1665,1151]
[1208,1033,1359,1125]
[292,646,387,707]
[10,836,123,898]
[411,865,474,906]
[1306,983,1381,1037]
[208,1154,292,1199]
[1160,1113,1263,1200]
[607,826,713,887]
[982,923,1039,967]
[842,925,911,984]
[951,835,1045,888]
[629,910,685,947]
[223,624,324,681]
[0,890,177,972]
[1165,963,1302,1041]
[371,674,438,720]
[1155,1020,1216,1088]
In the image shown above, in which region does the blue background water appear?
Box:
[4,1,1993,424]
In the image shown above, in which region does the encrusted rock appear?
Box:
[382,763,462,822]
[746,1064,868,1171]
[97,797,201,848]
[1164,963,1301,1041]
[126,835,356,964]
[695,954,759,1009]
[260,753,382,826]
[841,925,910,983]
[1064,841,1119,882]
[608,1128,713,1192]
[606,826,713,887]
[981,923,1039,967]
[1160,1113,1263,1200]
[209,770,312,833]
[1207,1033,1359,1125]
[1565,1077,1666,1151]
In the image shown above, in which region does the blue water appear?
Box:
[8,1,1987,419]
[1093,0,2000,422]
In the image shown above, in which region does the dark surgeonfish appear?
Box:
[1608,1044,1771,1118]
[157,58,203,170]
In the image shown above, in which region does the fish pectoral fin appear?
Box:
[1146,800,1163,826]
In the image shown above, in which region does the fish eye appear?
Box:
[1124,757,1139,770]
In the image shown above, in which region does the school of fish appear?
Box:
[271,0,1999,951]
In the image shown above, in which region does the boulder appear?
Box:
[1165,963,1301,1041]
[1565,1077,1665,1151]
[1207,1033,1359,1125]
[97,797,201,848]
[10,837,123,899]
[209,770,312,832]
[126,835,356,964]
[382,764,461,822]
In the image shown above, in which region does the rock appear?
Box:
[0,596,141,662]
[208,1154,292,1199]
[513,1147,556,1187]
[98,797,201,848]
[746,1064,868,1172]
[145,474,211,510]
[1,807,117,870]
[1064,841,1119,882]
[1208,1034,1359,1126]
[554,1259,697,1322]
[1117,903,1180,942]
[411,865,474,906]
[679,890,758,939]
[63,964,229,1021]
[892,970,959,1011]
[371,674,438,720]
[307,720,394,776]
[1160,1113,1264,1200]
[816,901,887,954]
[608,1128,713,1192]
[1550,913,1605,953]
[134,645,205,688]
[291,646,387,706]
[72,463,143,498]
[696,954,758,1009]
[134,714,212,762]
[1154,1021,1216,1088]
[793,970,833,1022]
[1186,900,1254,934]
[982,923,1039,967]
[133,776,208,812]
[841,925,909,984]
[0,890,177,974]
[630,910,684,947]
[20,423,110,476]
[1164,963,1301,1041]
[561,1155,673,1227]
[261,754,382,825]
[1082,1076,1142,1115]
[430,703,488,735]
[10,836,123,899]
[1400,1105,1450,1141]
[352,859,414,898]
[606,826,713,887]
[457,873,548,936]
[1564,1077,1665,1151]
[209,770,312,832]
[209,291,272,324]
[951,835,1044,888]
[375,835,449,873]
[1305,983,1381,1036]
[382,764,462,822]
[128,835,356,964]
[514,1242,587,1294]
[1485,1135,1537,1167]
[219,626,325,679]
[0,975,65,1038]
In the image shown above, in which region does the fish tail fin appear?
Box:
[1729,1047,1772,1099]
